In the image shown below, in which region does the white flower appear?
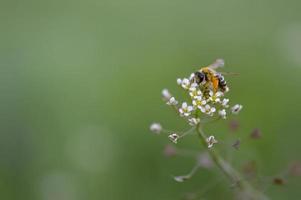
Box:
[218,109,227,119]
[216,91,224,97]
[199,104,216,116]
[188,118,200,126]
[189,83,198,90]
[177,78,182,85]
[198,104,208,113]
[231,104,243,114]
[224,86,229,93]
[209,91,223,103]
[189,87,202,99]
[206,136,218,148]
[166,97,178,105]
[189,73,195,81]
[221,98,229,108]
[209,107,216,115]
[150,123,162,134]
[168,133,179,144]
[193,97,207,110]
[181,78,191,90]
[179,102,194,117]
[162,89,171,101]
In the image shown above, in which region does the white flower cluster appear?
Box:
[161,72,242,124]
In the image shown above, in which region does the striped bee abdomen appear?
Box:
[216,73,227,91]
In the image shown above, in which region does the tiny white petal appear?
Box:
[162,89,171,100]
[189,73,195,80]
[190,83,198,89]
[199,106,206,113]
[177,78,182,85]
[167,97,178,105]
[215,91,223,97]
[189,87,196,93]
[181,78,191,90]
[221,98,229,108]
[196,96,203,101]
[218,109,227,119]
[183,78,190,83]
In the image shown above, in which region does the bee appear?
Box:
[193,59,230,93]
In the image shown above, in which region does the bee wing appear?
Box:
[208,58,225,70]
[220,72,239,76]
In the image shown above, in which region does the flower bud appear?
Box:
[150,123,162,134]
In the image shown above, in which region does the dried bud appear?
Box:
[206,136,218,148]
[232,139,241,150]
[250,128,261,139]
[273,177,286,185]
[197,152,213,169]
[188,118,200,126]
[231,104,243,114]
[163,144,177,157]
[168,133,179,144]
[182,192,197,200]
[242,161,257,179]
[229,120,239,132]
[289,161,301,177]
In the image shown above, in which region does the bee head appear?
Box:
[194,71,206,84]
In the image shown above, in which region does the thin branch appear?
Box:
[196,124,269,200]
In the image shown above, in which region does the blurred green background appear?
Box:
[1,0,301,199]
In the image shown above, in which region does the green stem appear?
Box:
[196,124,269,200]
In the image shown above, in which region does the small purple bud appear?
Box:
[250,128,261,139]
[163,144,177,157]
[229,120,239,132]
